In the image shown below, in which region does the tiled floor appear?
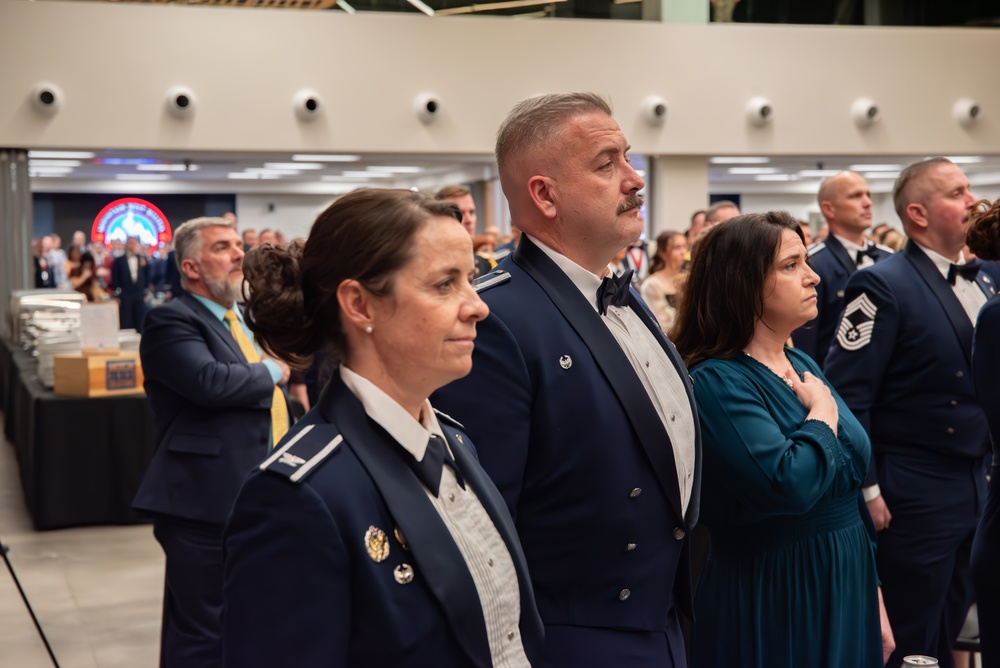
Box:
[0,415,162,668]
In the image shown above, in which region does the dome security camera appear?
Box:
[642,96,668,126]
[31,82,63,115]
[293,89,323,121]
[414,93,441,124]
[851,98,880,128]
[953,98,981,127]
[746,97,773,127]
[165,86,196,118]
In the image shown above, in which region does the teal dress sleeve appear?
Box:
[691,350,870,523]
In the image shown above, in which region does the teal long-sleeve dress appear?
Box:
[690,347,882,667]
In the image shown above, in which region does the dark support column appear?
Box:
[0,149,33,334]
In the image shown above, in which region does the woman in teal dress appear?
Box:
[671,211,893,667]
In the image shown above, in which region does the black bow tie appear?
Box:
[597,269,634,316]
[948,260,982,286]
[855,245,881,267]
[406,434,464,497]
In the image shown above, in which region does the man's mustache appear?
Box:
[617,194,645,215]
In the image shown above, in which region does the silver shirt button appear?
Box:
[673,527,686,540]
[629,487,641,499]
[619,589,631,601]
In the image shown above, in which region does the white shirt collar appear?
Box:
[912,240,967,280]
[527,234,616,314]
[339,365,443,462]
[832,233,869,257]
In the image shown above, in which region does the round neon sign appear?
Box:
[91,197,171,247]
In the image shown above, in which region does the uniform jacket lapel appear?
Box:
[824,235,857,276]
[903,242,975,364]
[320,379,492,668]
[177,294,247,361]
[513,236,686,524]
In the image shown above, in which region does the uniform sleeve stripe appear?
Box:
[289,435,344,482]
[259,424,315,470]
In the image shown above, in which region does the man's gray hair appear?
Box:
[173,216,236,281]
[495,92,612,175]
[893,157,953,224]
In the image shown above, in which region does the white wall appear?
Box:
[741,191,900,230]
[2,1,999,157]
[235,194,335,242]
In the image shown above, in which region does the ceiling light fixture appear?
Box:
[710,157,770,165]
[341,171,394,178]
[407,0,435,16]
[117,174,170,181]
[728,167,779,175]
[136,164,199,172]
[27,151,95,160]
[292,154,361,162]
[28,159,81,168]
[435,0,566,15]
[264,162,323,170]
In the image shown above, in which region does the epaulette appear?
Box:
[874,243,895,254]
[433,408,465,431]
[259,423,343,484]
[474,269,511,293]
[807,242,826,257]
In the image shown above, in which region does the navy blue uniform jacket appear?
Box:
[132,294,284,524]
[222,375,543,668]
[433,236,702,636]
[824,241,1000,487]
[794,236,892,368]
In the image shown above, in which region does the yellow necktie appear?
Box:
[223,309,289,446]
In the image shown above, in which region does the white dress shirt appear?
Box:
[339,366,530,668]
[528,236,697,515]
[913,241,987,324]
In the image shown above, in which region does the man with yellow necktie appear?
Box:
[133,216,291,668]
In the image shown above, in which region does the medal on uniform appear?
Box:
[365,526,389,562]
[393,563,414,585]
[393,526,409,551]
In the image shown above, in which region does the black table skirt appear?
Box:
[1,338,155,530]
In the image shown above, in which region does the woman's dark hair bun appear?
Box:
[967,198,1000,262]
[242,241,322,368]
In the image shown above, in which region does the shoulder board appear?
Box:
[258,423,343,484]
[807,242,826,257]
[474,269,511,293]
[874,243,895,254]
[433,408,465,430]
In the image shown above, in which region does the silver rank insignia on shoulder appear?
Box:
[455,433,463,444]
[474,269,511,293]
[394,563,414,584]
[365,526,390,562]
[278,452,306,468]
[837,293,877,350]
[559,355,572,370]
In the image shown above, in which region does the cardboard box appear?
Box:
[53,353,145,398]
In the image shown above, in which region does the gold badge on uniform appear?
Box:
[365,526,390,562]
[394,526,409,551]
[393,563,415,585]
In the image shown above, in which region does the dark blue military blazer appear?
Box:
[222,375,543,668]
[793,235,892,368]
[132,294,285,524]
[824,241,1000,486]
[433,236,702,641]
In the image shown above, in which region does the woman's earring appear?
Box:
[365,325,373,334]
